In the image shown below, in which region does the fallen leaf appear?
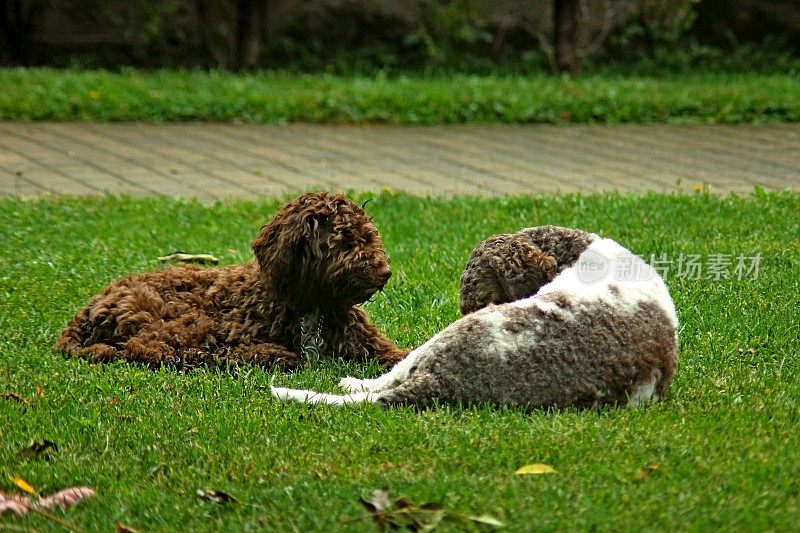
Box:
[35,385,44,398]
[410,502,445,530]
[148,463,168,478]
[158,252,219,265]
[1,486,94,518]
[636,463,661,480]
[515,463,557,475]
[39,487,95,509]
[419,502,444,511]
[393,496,414,510]
[2,392,30,404]
[0,492,29,515]
[109,396,119,406]
[115,521,141,533]
[465,514,506,527]
[9,476,37,495]
[360,487,391,513]
[18,439,58,460]
[346,488,504,530]
[196,489,237,504]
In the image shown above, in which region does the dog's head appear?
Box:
[252,192,393,311]
[459,233,557,315]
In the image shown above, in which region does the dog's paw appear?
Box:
[271,386,314,403]
[270,386,295,402]
[339,376,368,392]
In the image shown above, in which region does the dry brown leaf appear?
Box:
[158,252,220,265]
[2,392,30,405]
[515,463,557,475]
[361,487,392,513]
[346,487,504,530]
[196,489,237,504]
[115,521,142,533]
[467,514,507,527]
[636,463,661,480]
[18,439,58,460]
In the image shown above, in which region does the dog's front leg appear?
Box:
[228,343,301,370]
[344,308,411,365]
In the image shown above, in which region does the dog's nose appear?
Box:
[377,265,392,283]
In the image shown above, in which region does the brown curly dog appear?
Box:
[55,192,410,370]
[458,226,596,315]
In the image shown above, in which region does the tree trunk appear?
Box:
[234,0,268,70]
[1,0,34,65]
[553,0,580,75]
[0,0,10,64]
[195,0,231,68]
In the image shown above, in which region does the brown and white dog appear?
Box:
[273,230,678,409]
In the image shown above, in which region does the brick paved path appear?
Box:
[1,123,797,201]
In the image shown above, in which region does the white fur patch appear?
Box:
[338,376,369,393]
[344,331,440,393]
[484,308,516,360]
[533,238,678,328]
[509,295,537,309]
[271,386,376,405]
[627,376,658,407]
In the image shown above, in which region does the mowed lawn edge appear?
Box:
[1,68,799,124]
[1,192,798,531]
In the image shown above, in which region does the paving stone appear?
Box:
[0,123,797,201]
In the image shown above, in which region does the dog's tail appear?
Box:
[271,386,378,406]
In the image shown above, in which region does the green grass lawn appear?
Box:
[1,68,799,124]
[1,192,799,531]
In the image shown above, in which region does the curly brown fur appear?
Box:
[459,225,597,315]
[55,192,410,370]
[518,226,597,274]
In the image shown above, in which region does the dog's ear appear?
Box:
[252,215,299,292]
[489,239,557,302]
[298,211,332,258]
[251,204,333,293]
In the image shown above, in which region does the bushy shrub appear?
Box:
[1,0,798,73]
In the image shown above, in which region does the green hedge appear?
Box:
[1,68,798,124]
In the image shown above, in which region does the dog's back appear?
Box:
[54,262,260,365]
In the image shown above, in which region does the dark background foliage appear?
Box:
[1,0,799,73]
